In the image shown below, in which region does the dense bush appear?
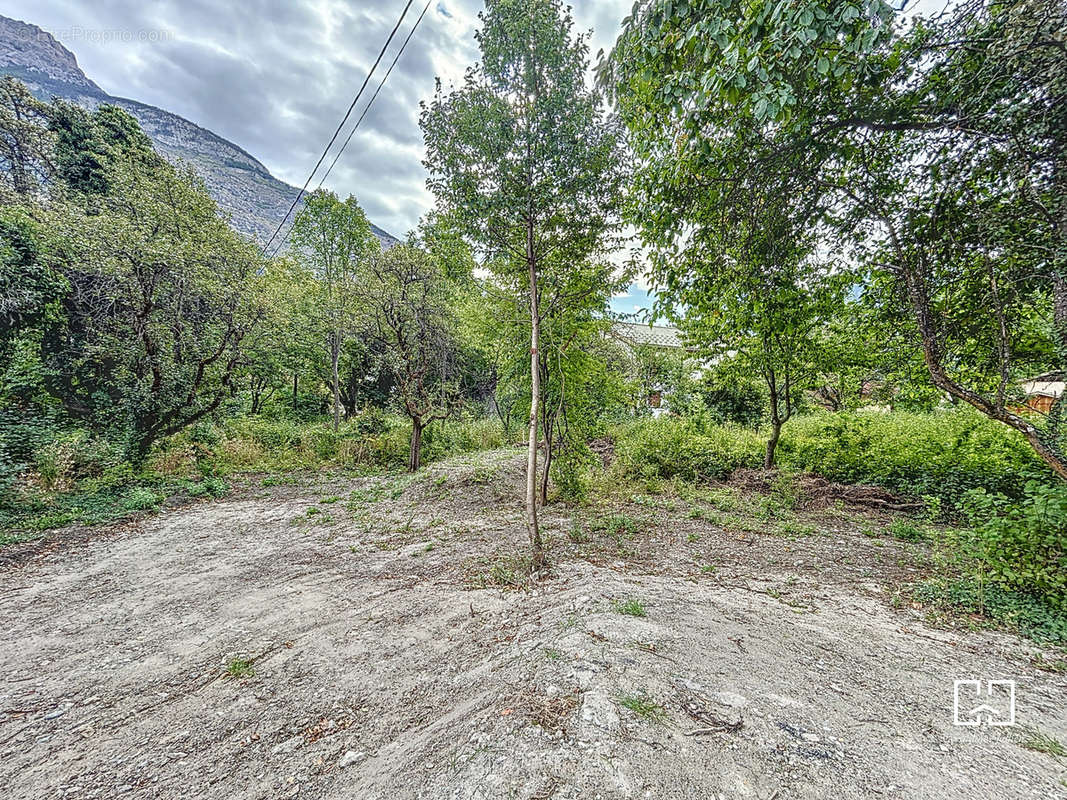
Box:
[0,412,505,534]
[612,408,1054,508]
[690,374,768,428]
[913,578,1067,644]
[957,482,1067,607]
[157,412,504,475]
[776,409,1050,504]
[614,417,764,482]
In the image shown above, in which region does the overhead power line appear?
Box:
[314,0,435,192]
[260,0,415,257]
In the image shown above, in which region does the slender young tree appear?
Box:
[289,190,379,431]
[421,0,623,567]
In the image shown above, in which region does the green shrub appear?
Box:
[777,409,1049,505]
[958,482,1067,606]
[420,416,504,462]
[181,476,228,498]
[551,443,596,503]
[614,417,763,482]
[612,409,1052,510]
[157,413,504,475]
[121,486,164,511]
[698,376,767,428]
[914,578,1067,644]
[888,519,926,542]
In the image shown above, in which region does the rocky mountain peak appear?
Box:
[0,16,99,91]
[0,14,398,249]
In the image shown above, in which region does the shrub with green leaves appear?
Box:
[777,409,1049,505]
[614,417,763,482]
[914,578,1067,644]
[959,482,1067,607]
[158,413,504,475]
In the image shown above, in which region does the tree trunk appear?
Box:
[1054,272,1067,366]
[331,328,341,432]
[764,372,782,470]
[768,364,785,473]
[525,223,545,570]
[408,419,424,472]
[346,370,359,418]
[292,372,298,409]
[764,420,782,470]
[541,432,552,505]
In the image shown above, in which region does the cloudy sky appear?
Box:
[6,0,656,312]
[6,0,946,317]
[3,1,623,228]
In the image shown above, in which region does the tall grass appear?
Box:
[1,413,505,534]
[155,413,505,476]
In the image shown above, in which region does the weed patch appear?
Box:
[913,578,1067,645]
[612,598,647,617]
[225,657,255,679]
[618,692,666,723]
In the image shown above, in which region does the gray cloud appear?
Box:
[4,0,630,237]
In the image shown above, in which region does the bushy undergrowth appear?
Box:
[0,472,228,537]
[160,413,505,475]
[614,417,764,483]
[956,482,1067,606]
[913,578,1067,645]
[614,408,1051,507]
[777,410,1048,503]
[611,408,1066,620]
[0,412,504,535]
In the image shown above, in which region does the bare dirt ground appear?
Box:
[2,448,1065,800]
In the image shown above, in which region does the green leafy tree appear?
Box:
[477,258,627,502]
[0,77,55,201]
[42,164,262,460]
[289,189,380,431]
[421,0,624,566]
[48,99,157,199]
[0,99,266,461]
[359,242,462,471]
[609,0,1067,479]
[680,224,844,468]
[1,92,267,466]
[0,206,66,354]
[236,257,323,416]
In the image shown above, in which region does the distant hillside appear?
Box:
[0,15,399,248]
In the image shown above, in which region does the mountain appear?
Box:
[0,15,399,248]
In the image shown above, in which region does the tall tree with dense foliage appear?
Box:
[0,94,264,461]
[0,77,54,201]
[608,0,1067,479]
[421,0,624,566]
[359,242,461,472]
[289,189,380,431]
[675,202,845,468]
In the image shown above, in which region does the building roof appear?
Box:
[1021,372,1066,398]
[612,322,684,349]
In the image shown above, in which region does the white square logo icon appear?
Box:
[953,680,1016,726]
